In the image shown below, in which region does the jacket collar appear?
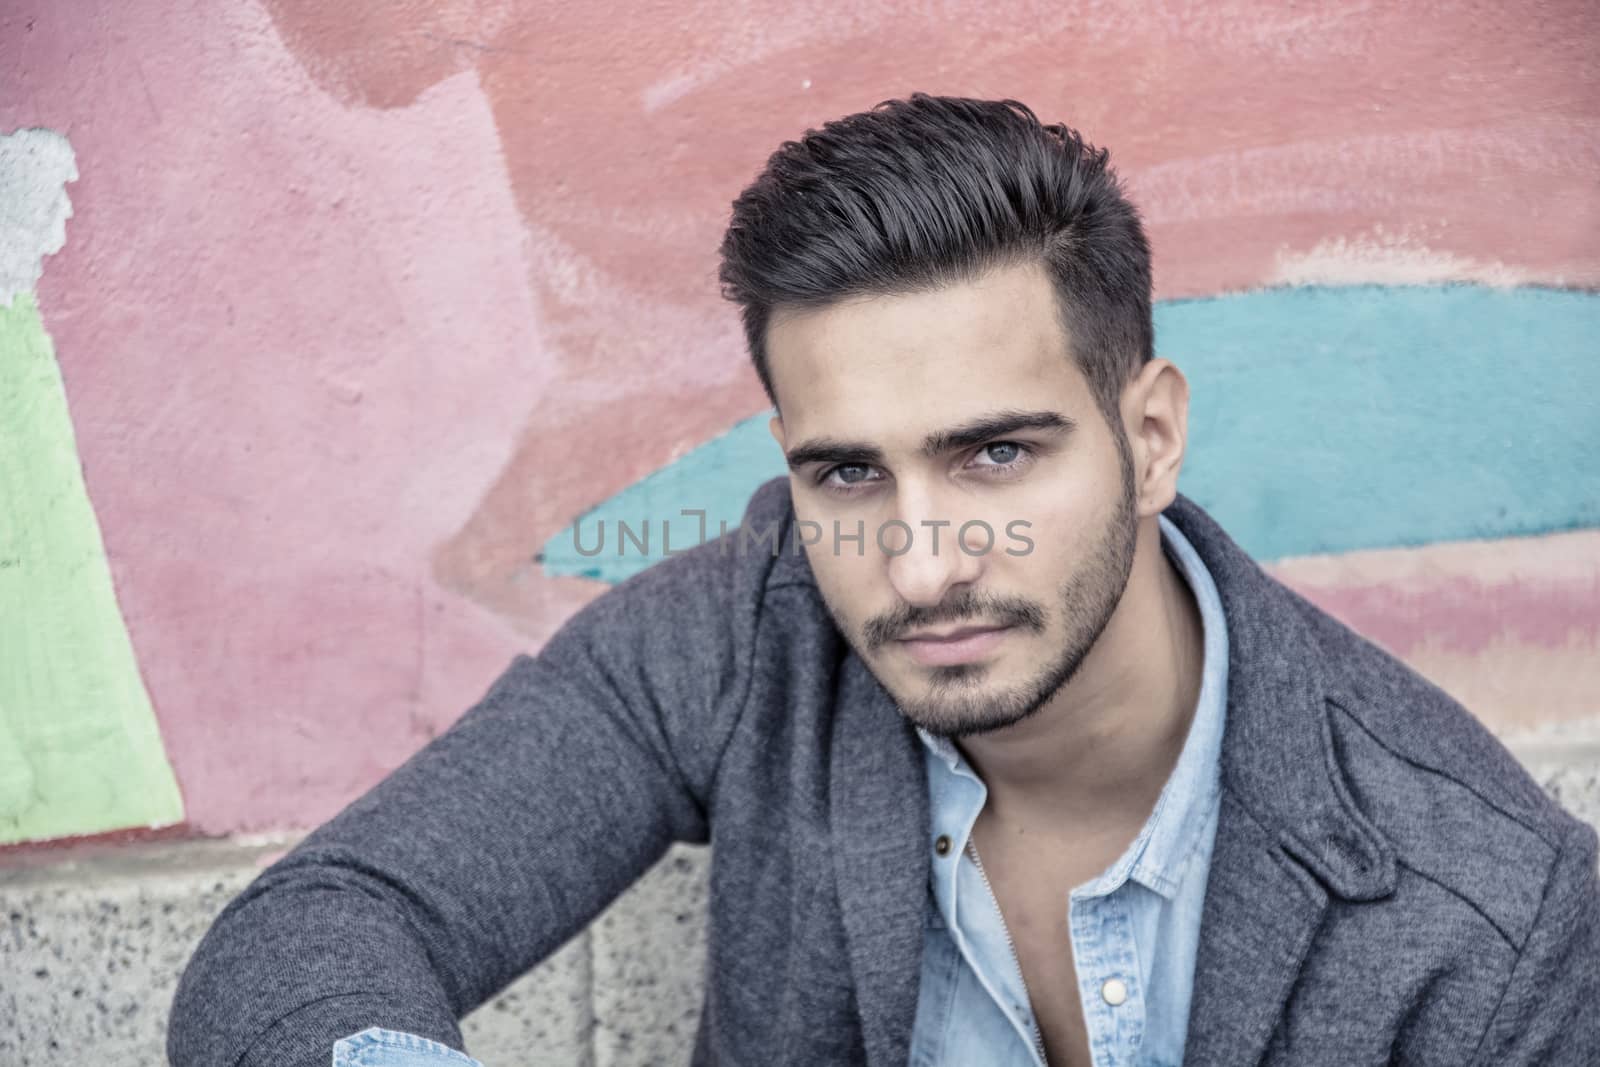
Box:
[1161,492,1397,902]
[800,485,1398,1067]
[1161,492,1397,1065]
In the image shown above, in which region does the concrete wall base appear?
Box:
[3,752,1595,1065]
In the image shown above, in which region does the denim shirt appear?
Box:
[908,515,1229,1067]
[331,1027,484,1066]
[336,516,1226,1067]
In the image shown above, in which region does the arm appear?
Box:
[1469,815,1600,1065]
[167,532,764,1067]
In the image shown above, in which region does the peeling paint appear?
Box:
[0,128,77,307]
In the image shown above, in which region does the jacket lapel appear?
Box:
[1181,790,1331,1064]
[1165,494,1398,1064]
[829,650,930,1067]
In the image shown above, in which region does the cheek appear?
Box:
[1008,447,1123,549]
[1005,506,1095,585]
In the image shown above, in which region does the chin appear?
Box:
[900,701,1039,741]
[888,671,1047,739]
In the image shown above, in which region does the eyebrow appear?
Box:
[920,409,1075,456]
[783,439,888,471]
[784,409,1075,470]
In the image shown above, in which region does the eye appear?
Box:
[819,463,883,492]
[970,441,1029,468]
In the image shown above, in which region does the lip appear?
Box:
[896,625,1012,667]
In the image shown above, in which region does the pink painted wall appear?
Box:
[3,0,1596,838]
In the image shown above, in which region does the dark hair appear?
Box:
[718,93,1153,420]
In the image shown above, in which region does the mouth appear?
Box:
[895,624,1013,667]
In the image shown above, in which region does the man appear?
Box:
[169,94,1599,1066]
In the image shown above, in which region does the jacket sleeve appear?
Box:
[1469,813,1600,1065]
[167,531,765,1067]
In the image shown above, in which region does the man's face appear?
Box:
[767,260,1140,738]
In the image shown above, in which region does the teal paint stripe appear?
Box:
[544,284,1600,583]
[542,414,782,584]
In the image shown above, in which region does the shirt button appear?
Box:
[1101,977,1128,1006]
[934,834,952,857]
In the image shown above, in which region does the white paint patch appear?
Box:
[638,5,882,113]
[1272,227,1536,288]
[0,128,78,307]
[1130,118,1599,227]
[643,70,704,114]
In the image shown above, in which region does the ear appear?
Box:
[1121,358,1189,519]
[768,414,785,451]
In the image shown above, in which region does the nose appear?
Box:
[883,489,988,609]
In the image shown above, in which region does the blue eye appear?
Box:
[972,441,1031,469]
[833,464,874,484]
[819,463,883,492]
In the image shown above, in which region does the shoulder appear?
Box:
[537,475,820,722]
[1292,588,1596,946]
[509,477,824,801]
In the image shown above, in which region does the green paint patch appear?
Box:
[0,294,184,844]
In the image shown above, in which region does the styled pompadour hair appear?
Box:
[718,93,1153,420]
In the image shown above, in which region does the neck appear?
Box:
[957,516,1206,834]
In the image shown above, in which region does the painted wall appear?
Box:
[1,0,1596,844]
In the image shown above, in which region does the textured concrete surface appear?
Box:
[460,929,591,1067]
[1521,747,1600,832]
[0,840,709,1066]
[4,750,1597,1065]
[591,846,709,1067]
[1,841,254,1065]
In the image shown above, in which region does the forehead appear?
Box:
[766,259,1091,443]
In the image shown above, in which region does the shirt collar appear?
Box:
[1122,513,1229,898]
[914,513,1229,901]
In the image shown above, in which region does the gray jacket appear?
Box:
[169,479,1600,1066]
